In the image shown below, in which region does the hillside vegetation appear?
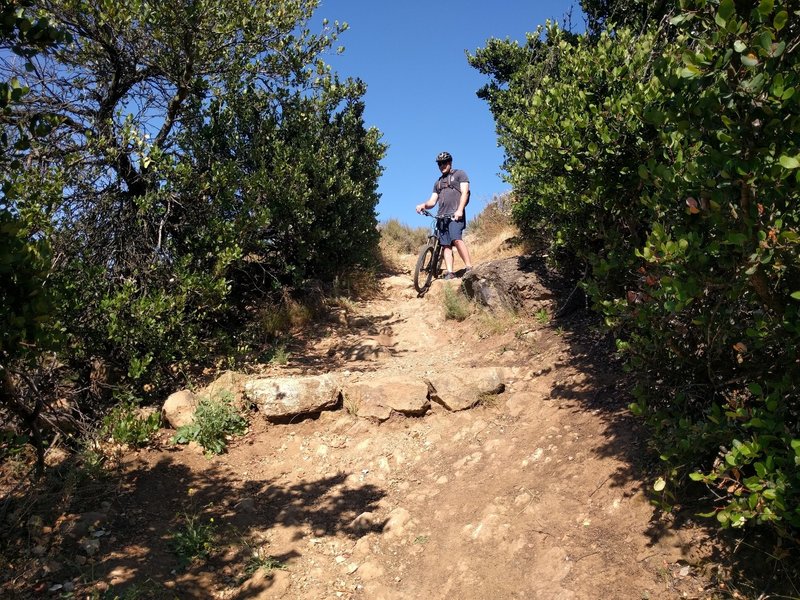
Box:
[1,0,384,468]
[470,0,800,538]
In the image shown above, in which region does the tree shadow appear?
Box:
[88,456,387,597]
[514,253,800,597]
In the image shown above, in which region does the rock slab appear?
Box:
[425,367,506,411]
[245,374,341,420]
[343,377,430,422]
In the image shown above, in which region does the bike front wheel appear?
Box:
[413,244,436,293]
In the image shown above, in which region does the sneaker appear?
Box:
[444,272,455,280]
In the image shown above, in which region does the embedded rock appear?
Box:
[461,257,556,313]
[343,377,430,422]
[245,374,341,420]
[425,367,507,411]
[202,371,247,408]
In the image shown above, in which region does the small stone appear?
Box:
[79,538,100,556]
[346,562,359,574]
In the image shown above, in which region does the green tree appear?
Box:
[580,0,671,33]
[3,1,384,390]
[1,0,69,474]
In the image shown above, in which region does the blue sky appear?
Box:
[317,0,584,225]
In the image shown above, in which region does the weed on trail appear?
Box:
[170,510,217,567]
[442,284,470,321]
[171,392,248,455]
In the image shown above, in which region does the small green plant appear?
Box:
[442,283,470,321]
[170,511,217,566]
[269,344,290,365]
[172,393,248,455]
[535,308,550,324]
[101,401,161,447]
[244,546,287,578]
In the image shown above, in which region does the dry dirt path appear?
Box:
[107,266,716,599]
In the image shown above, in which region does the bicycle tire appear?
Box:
[413,244,436,293]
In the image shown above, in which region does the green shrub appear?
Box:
[172,394,248,455]
[472,0,800,536]
[101,400,161,447]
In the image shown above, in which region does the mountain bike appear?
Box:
[413,209,453,294]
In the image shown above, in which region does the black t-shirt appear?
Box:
[433,169,469,215]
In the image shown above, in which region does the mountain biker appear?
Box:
[415,151,473,280]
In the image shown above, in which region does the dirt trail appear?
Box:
[108,264,715,599]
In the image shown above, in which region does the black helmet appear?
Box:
[435,151,452,163]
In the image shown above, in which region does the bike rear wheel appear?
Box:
[413,244,436,293]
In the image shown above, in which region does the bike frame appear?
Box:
[413,210,453,294]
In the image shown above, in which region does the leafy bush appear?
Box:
[172,394,248,455]
[101,401,161,447]
[472,0,800,536]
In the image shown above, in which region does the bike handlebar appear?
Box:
[419,209,455,220]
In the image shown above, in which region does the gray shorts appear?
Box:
[437,217,466,247]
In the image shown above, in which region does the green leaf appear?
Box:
[790,291,800,300]
[689,472,705,481]
[758,0,774,17]
[774,10,788,30]
[791,439,800,456]
[680,65,702,78]
[719,0,735,20]
[780,155,800,169]
[653,477,666,492]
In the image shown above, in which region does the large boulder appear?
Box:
[162,390,198,429]
[343,376,430,422]
[461,257,556,313]
[425,367,507,411]
[244,374,341,420]
[201,371,247,408]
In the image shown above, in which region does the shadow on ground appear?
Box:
[515,253,800,598]
[93,456,386,598]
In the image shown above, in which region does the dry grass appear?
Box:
[465,193,527,265]
[377,219,427,275]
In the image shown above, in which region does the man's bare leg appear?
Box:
[453,239,473,270]
[443,246,454,273]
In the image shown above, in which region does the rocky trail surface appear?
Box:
[37,255,722,599]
